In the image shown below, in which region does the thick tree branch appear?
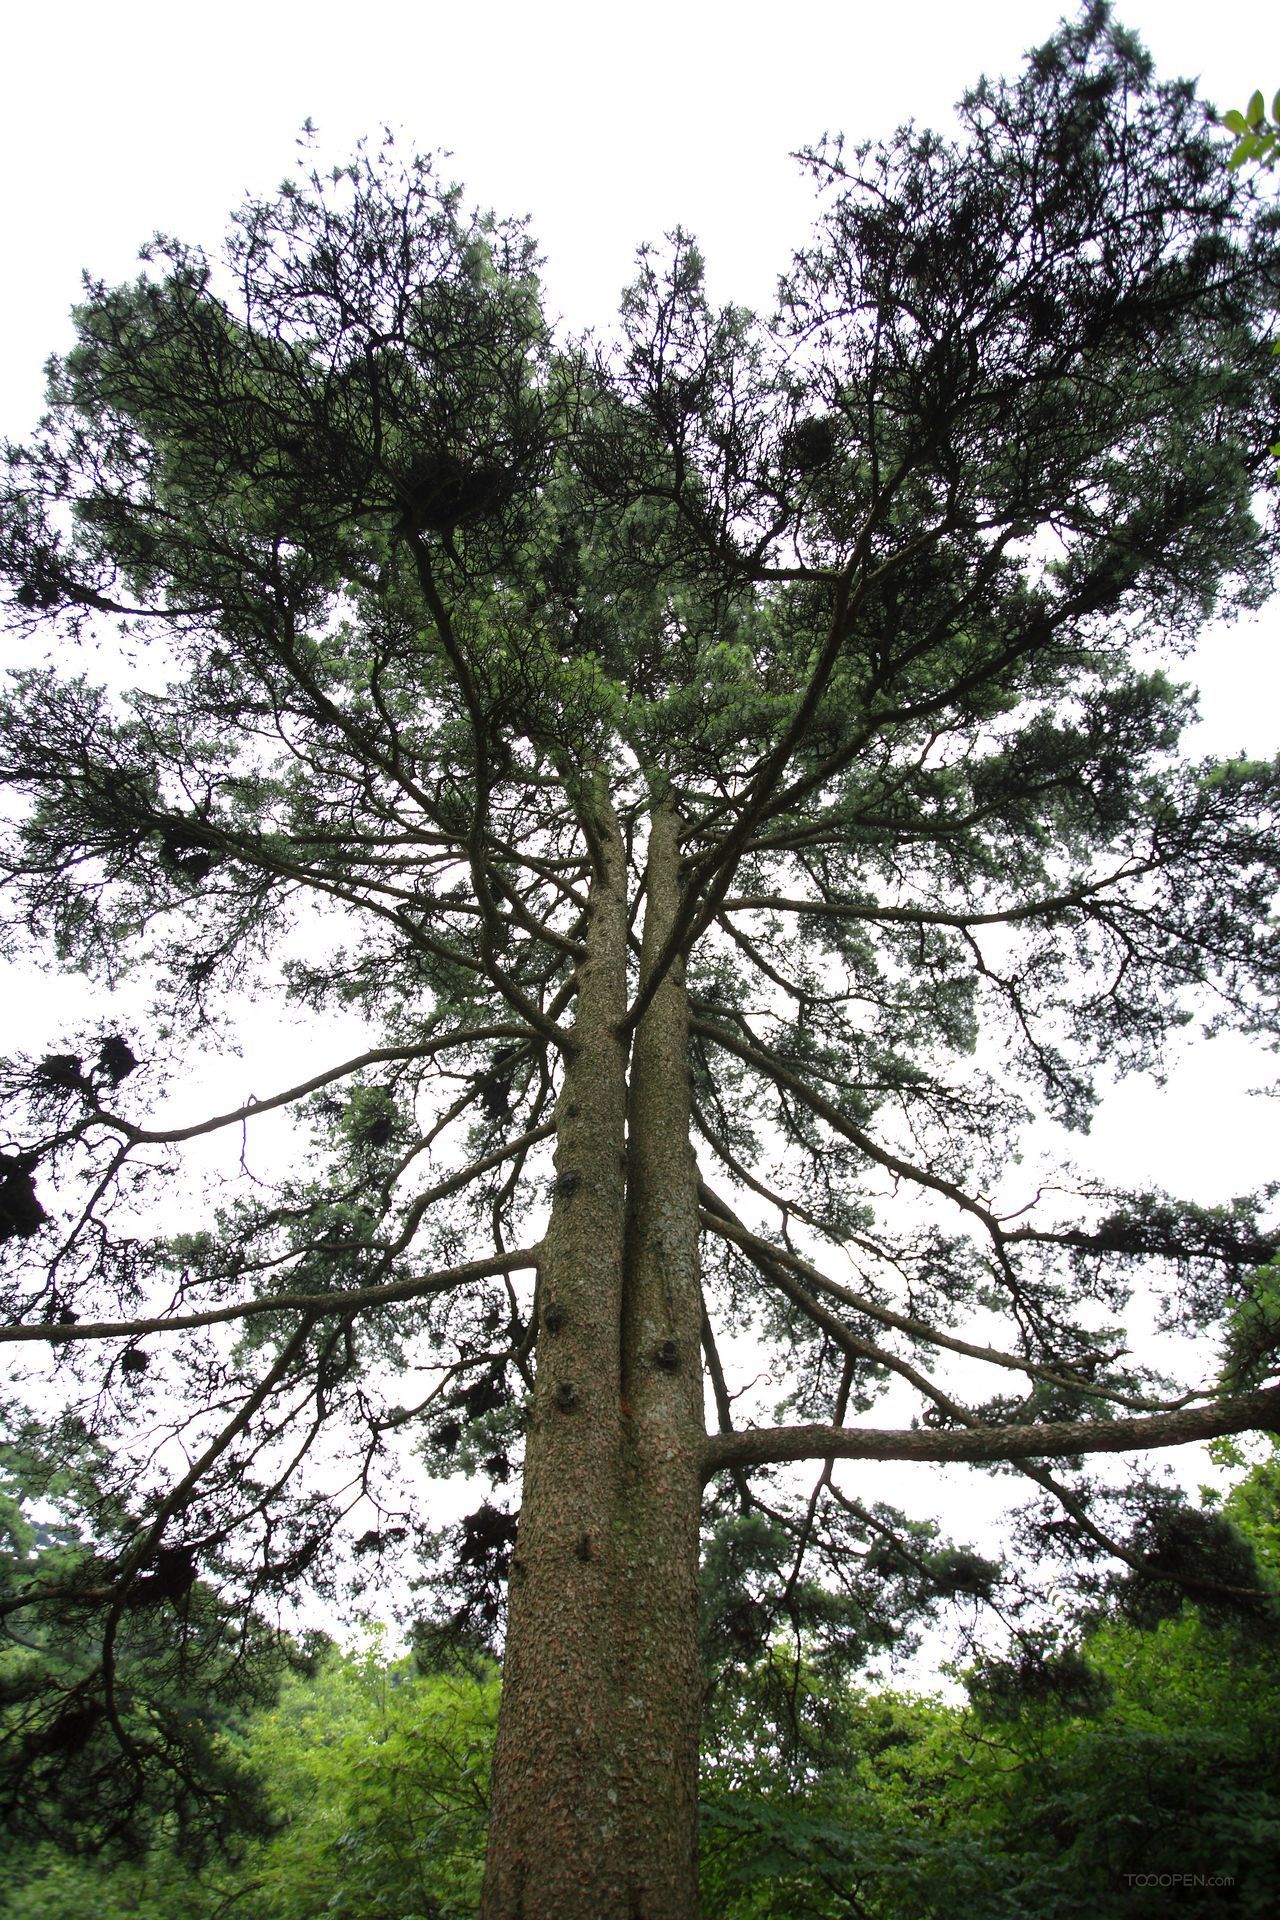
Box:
[720,860,1154,930]
[2,1248,538,1345]
[701,1386,1280,1479]
[87,1028,535,1147]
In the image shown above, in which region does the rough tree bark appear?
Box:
[480,787,704,1920]
[614,791,704,1918]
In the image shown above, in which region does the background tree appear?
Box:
[0,1613,494,1920]
[698,1452,1280,1919]
[0,1422,284,1886]
[3,9,1280,1916]
[164,1637,496,1920]
[6,1447,1274,1918]
[1224,87,1280,169]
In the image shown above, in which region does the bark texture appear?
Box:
[615,794,704,1919]
[480,790,632,1919]
[700,1386,1280,1475]
[480,789,705,1920]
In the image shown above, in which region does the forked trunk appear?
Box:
[479,791,704,1920]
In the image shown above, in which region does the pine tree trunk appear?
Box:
[615,792,704,1918]
[479,788,704,1920]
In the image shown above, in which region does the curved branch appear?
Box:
[91,1028,535,1146]
[720,861,1153,930]
[98,1307,323,1765]
[692,1012,1016,1265]
[2,1247,539,1345]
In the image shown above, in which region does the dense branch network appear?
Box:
[2,11,1280,1826]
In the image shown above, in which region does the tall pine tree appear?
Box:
[3,11,1280,1914]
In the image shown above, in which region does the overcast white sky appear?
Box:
[3,0,1277,1180]
[2,0,1275,401]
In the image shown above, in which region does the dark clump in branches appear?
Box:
[454,1504,520,1631]
[392,453,517,535]
[159,825,220,884]
[35,1054,87,1093]
[130,1542,198,1608]
[778,415,839,475]
[96,1035,138,1086]
[0,1155,46,1243]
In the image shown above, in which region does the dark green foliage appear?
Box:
[2,1446,1278,1919]
[1110,1488,1280,1628]
[0,1425,289,1863]
[966,1642,1114,1721]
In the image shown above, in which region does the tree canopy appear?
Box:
[2,6,1280,1912]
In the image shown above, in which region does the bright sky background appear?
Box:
[3,0,1277,1172]
[1,1,1278,1649]
[1,0,1275,405]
